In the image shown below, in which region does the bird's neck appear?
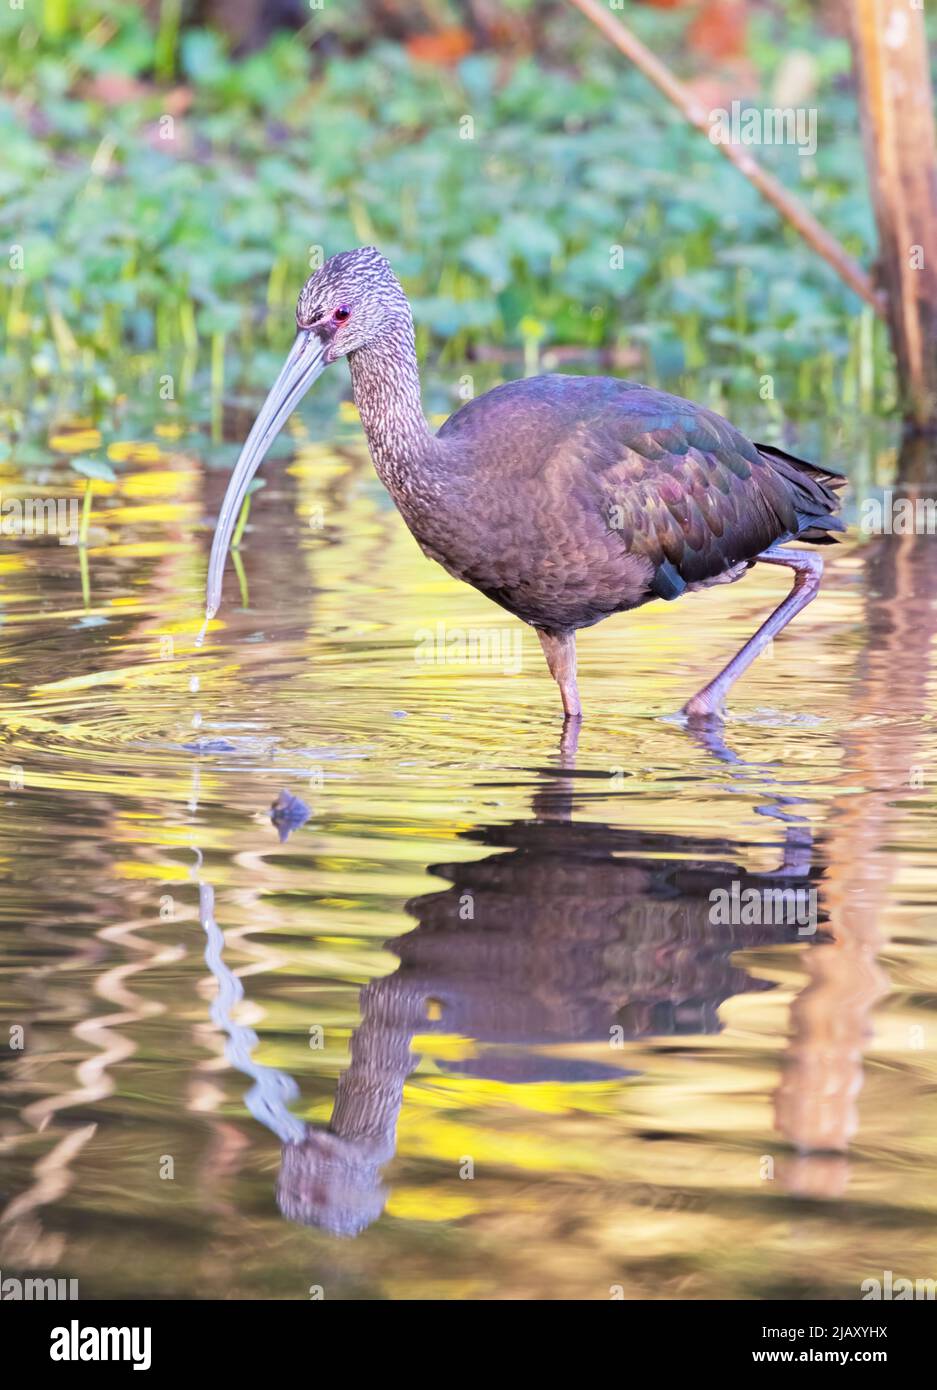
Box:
[347,319,437,493]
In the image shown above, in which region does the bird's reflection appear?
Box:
[196,728,826,1238]
[177,438,937,1259]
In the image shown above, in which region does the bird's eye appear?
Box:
[333,306,351,323]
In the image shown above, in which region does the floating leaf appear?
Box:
[70,457,118,483]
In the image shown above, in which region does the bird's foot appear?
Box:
[560,691,583,721]
[681,691,726,723]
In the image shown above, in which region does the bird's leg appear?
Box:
[682,548,824,721]
[537,628,582,721]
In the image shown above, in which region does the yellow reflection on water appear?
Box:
[0,430,935,1298]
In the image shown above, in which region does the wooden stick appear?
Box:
[567,0,886,318]
[850,0,937,426]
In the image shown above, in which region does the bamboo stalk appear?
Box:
[566,0,885,318]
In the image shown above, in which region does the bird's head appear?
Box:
[296,245,410,360]
[204,246,407,616]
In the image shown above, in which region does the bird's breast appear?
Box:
[397,480,655,632]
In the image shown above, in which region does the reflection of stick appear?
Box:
[775,437,937,1194]
[0,1124,97,1231]
[566,0,884,315]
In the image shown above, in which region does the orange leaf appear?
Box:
[406,28,473,67]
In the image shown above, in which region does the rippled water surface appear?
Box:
[1,419,936,1299]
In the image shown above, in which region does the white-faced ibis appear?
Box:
[206,247,845,722]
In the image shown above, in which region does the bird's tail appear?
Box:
[755,443,847,545]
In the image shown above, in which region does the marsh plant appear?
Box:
[0,1,896,464]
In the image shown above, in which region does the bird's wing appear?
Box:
[564,392,839,601]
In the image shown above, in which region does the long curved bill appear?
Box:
[204,330,328,617]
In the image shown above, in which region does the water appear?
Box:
[1,419,936,1300]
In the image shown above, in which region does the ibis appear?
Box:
[205,247,844,721]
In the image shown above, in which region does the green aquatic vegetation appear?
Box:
[70,454,116,546]
[0,2,900,454]
[231,477,266,551]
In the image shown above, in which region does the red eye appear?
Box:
[333,306,351,323]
